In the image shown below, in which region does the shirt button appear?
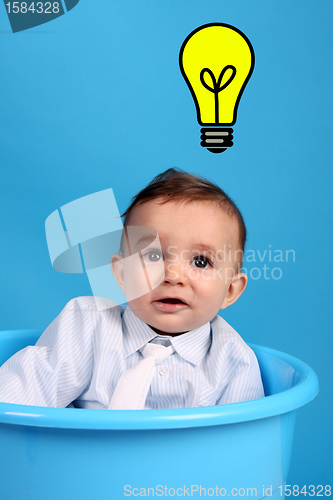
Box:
[159,367,170,381]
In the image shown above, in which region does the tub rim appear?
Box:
[0,331,319,431]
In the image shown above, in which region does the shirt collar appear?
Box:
[122,306,212,366]
[170,323,211,366]
[122,306,157,358]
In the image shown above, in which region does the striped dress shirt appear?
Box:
[0,297,264,409]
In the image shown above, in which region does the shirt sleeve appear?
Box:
[0,298,94,408]
[216,342,265,405]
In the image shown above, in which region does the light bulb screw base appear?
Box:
[200,128,233,154]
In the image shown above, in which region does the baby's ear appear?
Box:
[220,272,248,310]
[111,253,125,293]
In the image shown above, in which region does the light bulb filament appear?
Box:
[199,65,236,124]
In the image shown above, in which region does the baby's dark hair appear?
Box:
[121,168,247,267]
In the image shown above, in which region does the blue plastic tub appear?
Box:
[0,330,319,500]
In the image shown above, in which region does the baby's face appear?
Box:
[113,199,245,336]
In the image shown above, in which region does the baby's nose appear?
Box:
[163,258,188,285]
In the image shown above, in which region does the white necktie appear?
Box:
[109,341,175,410]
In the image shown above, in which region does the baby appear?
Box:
[0,168,264,409]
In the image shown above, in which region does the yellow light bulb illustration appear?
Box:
[179,23,255,153]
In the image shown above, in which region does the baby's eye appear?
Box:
[191,255,212,268]
[143,249,163,262]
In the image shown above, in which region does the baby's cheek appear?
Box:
[214,265,237,289]
[199,267,226,286]
[124,259,150,301]
[199,270,229,303]
[193,272,219,295]
[144,261,165,290]
[188,266,212,282]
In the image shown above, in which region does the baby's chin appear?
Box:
[145,316,205,337]
[137,312,191,336]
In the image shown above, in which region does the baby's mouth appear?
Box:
[159,298,186,304]
[153,297,189,310]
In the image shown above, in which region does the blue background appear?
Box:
[0,0,332,486]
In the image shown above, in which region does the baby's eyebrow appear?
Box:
[135,236,155,246]
[133,234,160,251]
[191,243,218,256]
